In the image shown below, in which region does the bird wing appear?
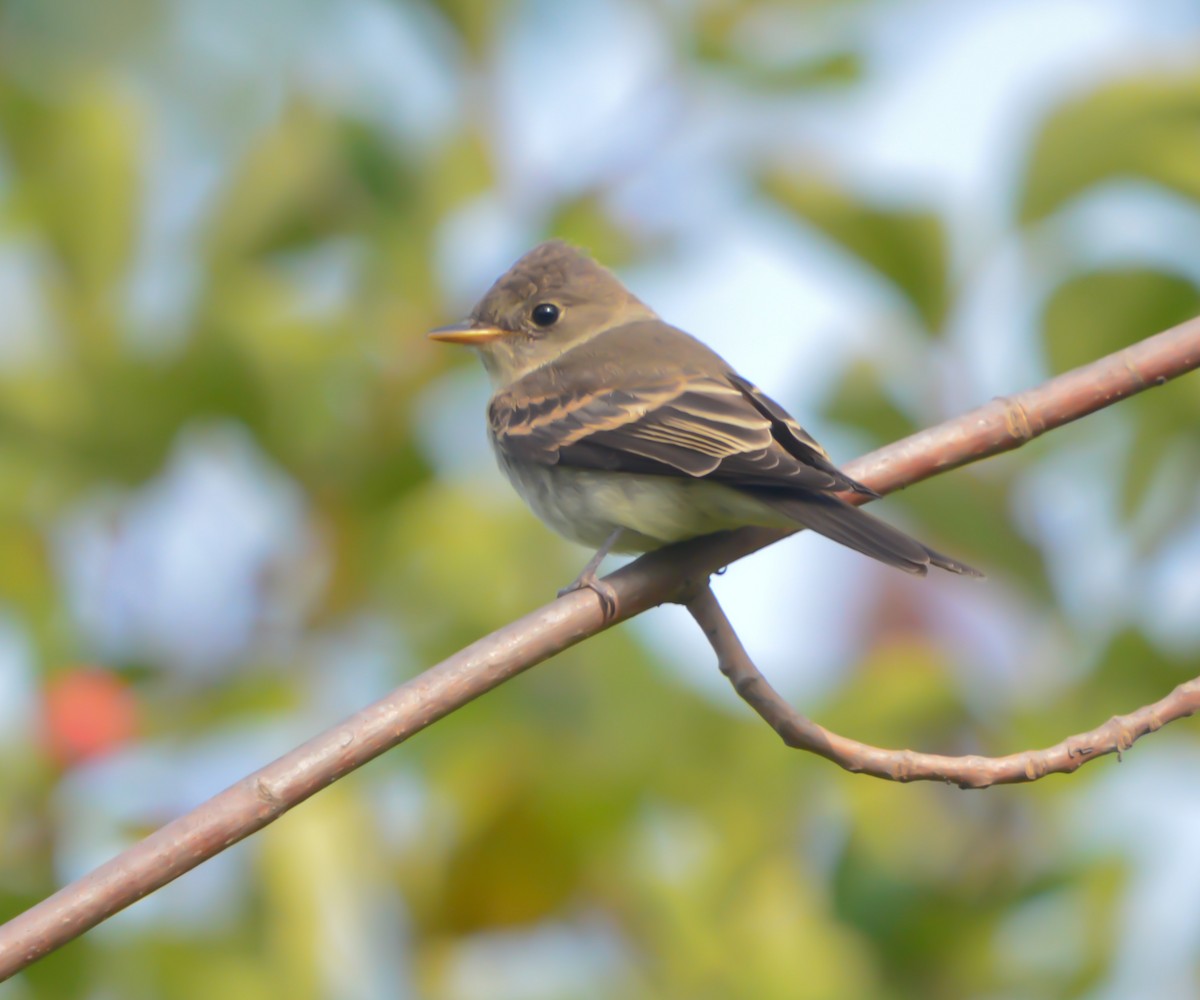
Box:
[488,326,874,497]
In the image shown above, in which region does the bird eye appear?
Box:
[531,303,560,327]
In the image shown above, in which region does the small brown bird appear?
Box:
[430,241,980,613]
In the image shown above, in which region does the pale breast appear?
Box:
[492,444,788,552]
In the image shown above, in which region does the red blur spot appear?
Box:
[41,669,139,767]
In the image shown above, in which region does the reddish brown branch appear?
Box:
[841,310,1200,494]
[685,585,1200,787]
[0,314,1198,979]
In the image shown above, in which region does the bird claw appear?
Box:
[559,571,620,621]
[557,529,623,621]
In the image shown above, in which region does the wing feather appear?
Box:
[491,368,871,494]
[488,320,875,495]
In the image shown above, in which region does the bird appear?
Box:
[429,241,980,616]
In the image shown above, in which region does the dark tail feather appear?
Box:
[751,490,983,578]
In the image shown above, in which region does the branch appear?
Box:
[684,585,1200,787]
[1,315,1198,979]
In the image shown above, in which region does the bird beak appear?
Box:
[427,319,507,345]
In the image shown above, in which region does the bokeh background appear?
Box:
[2,0,1200,997]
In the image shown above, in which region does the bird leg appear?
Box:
[559,529,624,620]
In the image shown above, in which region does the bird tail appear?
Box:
[750,490,983,578]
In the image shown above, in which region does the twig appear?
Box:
[684,585,1200,787]
[0,315,1198,979]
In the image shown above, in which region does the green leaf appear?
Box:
[1041,268,1200,375]
[762,171,950,329]
[690,3,862,91]
[547,193,643,268]
[427,126,495,217]
[696,41,861,91]
[433,0,512,59]
[822,360,919,444]
[1118,410,1200,532]
[1020,72,1200,223]
[0,84,142,359]
[1042,268,1200,527]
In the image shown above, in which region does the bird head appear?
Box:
[429,241,656,385]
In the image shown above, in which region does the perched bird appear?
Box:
[430,241,980,614]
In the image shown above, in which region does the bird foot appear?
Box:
[559,570,619,621]
[558,529,623,621]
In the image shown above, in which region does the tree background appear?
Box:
[1,1,1199,997]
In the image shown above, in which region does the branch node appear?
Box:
[996,394,1044,443]
[1122,353,1149,390]
[255,778,281,808]
[671,573,713,608]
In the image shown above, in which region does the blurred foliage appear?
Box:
[1044,268,1200,528]
[1042,268,1200,373]
[0,1,1197,999]
[761,171,950,330]
[1019,72,1200,223]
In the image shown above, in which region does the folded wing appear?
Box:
[490,365,873,497]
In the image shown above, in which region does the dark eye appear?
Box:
[531,303,560,327]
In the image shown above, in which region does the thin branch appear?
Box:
[685,584,1200,787]
[0,315,1198,979]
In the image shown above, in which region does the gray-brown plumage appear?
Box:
[430,241,980,602]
